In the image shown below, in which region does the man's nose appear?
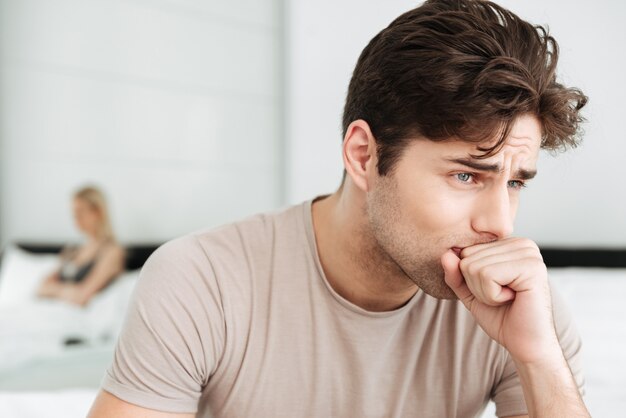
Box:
[471,185,514,240]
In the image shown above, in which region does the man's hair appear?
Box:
[342,0,587,176]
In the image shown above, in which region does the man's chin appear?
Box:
[414,277,459,300]
[402,260,459,299]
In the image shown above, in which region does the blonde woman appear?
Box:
[37,186,125,306]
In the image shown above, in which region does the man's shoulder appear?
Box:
[146,201,308,273]
[192,201,307,252]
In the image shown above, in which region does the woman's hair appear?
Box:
[73,185,115,242]
[342,0,588,176]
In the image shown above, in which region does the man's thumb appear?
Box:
[441,250,465,296]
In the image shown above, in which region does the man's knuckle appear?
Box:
[467,263,480,277]
[522,238,539,251]
[522,247,540,259]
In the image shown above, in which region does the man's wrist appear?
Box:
[512,343,589,418]
[512,346,566,375]
[506,331,563,367]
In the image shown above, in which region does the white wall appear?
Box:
[0,0,283,244]
[285,0,626,247]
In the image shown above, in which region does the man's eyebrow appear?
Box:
[515,168,537,180]
[446,157,501,173]
[446,157,537,180]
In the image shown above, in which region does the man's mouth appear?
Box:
[451,247,463,258]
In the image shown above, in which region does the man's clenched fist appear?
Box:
[442,238,561,364]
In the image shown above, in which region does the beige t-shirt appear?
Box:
[102,200,584,418]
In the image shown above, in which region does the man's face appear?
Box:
[366,114,542,299]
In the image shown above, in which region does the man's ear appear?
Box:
[342,120,377,192]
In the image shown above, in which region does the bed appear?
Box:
[0,244,158,394]
[0,245,624,417]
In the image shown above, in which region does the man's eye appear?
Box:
[508,180,527,190]
[456,173,473,183]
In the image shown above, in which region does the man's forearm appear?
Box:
[514,348,590,418]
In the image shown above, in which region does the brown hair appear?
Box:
[74,185,115,242]
[342,0,587,176]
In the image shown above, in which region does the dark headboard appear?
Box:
[15,243,162,271]
[13,243,626,269]
[540,248,626,268]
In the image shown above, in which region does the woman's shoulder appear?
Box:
[86,241,126,276]
[99,240,126,261]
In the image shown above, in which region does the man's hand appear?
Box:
[442,237,591,417]
[441,237,559,364]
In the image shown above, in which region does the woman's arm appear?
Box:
[38,245,125,306]
[37,245,77,298]
[70,245,125,306]
[36,269,65,298]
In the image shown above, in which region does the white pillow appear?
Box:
[0,246,60,307]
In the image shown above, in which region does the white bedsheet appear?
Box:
[0,248,139,416]
[0,269,138,376]
[0,389,98,418]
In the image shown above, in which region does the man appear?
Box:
[89,0,590,417]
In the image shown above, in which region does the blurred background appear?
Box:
[0,0,624,417]
[0,0,283,245]
[0,0,624,247]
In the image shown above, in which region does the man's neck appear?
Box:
[311,190,418,312]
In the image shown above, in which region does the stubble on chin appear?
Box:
[366,176,458,301]
[406,260,458,300]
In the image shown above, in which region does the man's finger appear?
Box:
[441,249,473,304]
[460,237,540,260]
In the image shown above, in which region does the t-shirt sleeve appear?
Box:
[550,281,586,396]
[491,281,585,417]
[491,349,527,417]
[101,235,226,413]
